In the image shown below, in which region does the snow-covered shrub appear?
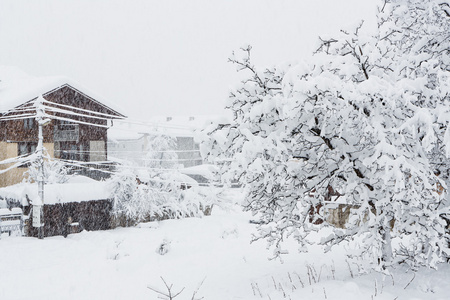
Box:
[109,167,215,226]
[25,158,70,184]
[109,168,141,226]
[202,0,450,270]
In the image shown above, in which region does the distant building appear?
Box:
[108,116,220,168]
[0,66,125,187]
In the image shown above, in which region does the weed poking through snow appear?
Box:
[147,277,205,300]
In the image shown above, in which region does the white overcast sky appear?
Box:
[0,0,379,120]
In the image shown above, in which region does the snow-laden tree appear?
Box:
[109,167,212,226]
[25,158,69,184]
[202,0,450,270]
[144,134,179,169]
[109,168,139,225]
[109,168,178,224]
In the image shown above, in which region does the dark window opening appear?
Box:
[59,142,89,162]
[60,142,79,161]
[18,142,37,167]
[79,143,89,162]
[18,142,37,156]
[23,118,35,130]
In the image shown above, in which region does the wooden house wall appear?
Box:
[53,123,107,162]
[0,119,53,143]
[45,86,109,161]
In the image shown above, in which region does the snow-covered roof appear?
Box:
[108,121,159,141]
[179,164,218,180]
[0,66,125,116]
[135,169,198,186]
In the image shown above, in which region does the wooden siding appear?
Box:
[0,118,53,143]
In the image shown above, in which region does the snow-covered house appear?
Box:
[0,67,125,187]
[108,116,220,168]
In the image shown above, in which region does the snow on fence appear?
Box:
[0,207,23,238]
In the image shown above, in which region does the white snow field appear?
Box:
[1,190,449,300]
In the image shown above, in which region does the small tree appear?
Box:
[25,154,69,184]
[145,134,179,169]
[109,168,140,225]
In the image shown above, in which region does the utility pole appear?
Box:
[33,95,49,239]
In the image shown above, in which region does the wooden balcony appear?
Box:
[54,125,79,142]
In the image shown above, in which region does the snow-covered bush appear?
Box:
[202,0,450,270]
[25,157,70,184]
[109,167,215,226]
[109,168,140,226]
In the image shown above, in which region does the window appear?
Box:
[18,142,37,167]
[18,142,37,156]
[23,118,35,130]
[68,144,78,161]
[79,143,89,162]
[60,142,79,161]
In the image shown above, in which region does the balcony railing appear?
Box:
[54,125,79,142]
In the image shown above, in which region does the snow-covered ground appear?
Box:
[0,190,449,300]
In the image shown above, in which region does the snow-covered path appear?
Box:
[1,205,449,299]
